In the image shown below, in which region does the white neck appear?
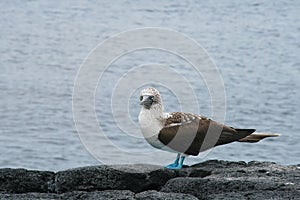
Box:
[138,104,164,138]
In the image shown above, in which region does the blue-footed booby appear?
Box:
[138,87,279,169]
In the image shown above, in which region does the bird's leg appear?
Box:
[177,155,186,169]
[165,153,180,168]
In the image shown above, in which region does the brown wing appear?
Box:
[159,112,254,156]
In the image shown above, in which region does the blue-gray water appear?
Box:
[1,1,299,171]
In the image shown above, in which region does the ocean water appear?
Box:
[0,0,299,171]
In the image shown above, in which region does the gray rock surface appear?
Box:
[55,164,177,193]
[0,168,54,193]
[161,160,300,199]
[0,190,135,200]
[135,190,198,200]
[0,160,299,200]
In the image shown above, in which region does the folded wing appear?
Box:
[158,112,255,155]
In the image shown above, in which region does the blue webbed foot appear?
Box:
[165,164,183,169]
[165,154,185,170]
[165,163,179,169]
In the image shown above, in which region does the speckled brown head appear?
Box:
[139,87,162,109]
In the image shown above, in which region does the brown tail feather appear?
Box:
[238,133,280,143]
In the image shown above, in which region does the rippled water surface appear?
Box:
[0,0,299,171]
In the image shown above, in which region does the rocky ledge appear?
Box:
[0,160,299,200]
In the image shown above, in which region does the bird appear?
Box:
[138,87,279,169]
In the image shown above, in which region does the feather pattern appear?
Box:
[159,112,255,155]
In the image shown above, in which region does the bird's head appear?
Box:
[139,87,162,110]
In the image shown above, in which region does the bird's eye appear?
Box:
[150,96,154,101]
[139,96,143,101]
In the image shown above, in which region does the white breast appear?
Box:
[138,107,165,149]
[138,109,180,153]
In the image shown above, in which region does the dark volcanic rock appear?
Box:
[0,160,299,199]
[161,160,300,199]
[55,164,177,193]
[0,168,54,193]
[61,190,135,200]
[161,177,294,199]
[0,190,135,200]
[0,192,60,200]
[135,190,198,200]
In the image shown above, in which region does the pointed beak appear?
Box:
[140,95,153,109]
